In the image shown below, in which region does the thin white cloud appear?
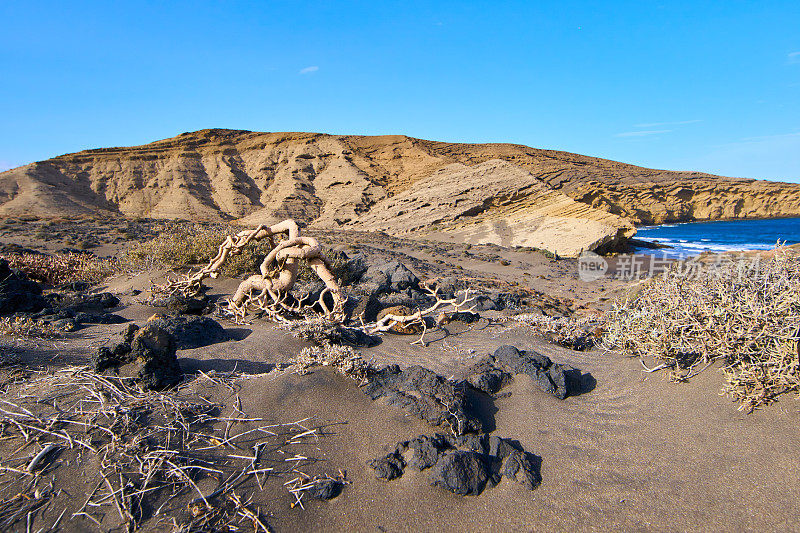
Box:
[299,66,319,75]
[0,160,15,172]
[615,129,672,138]
[633,119,702,128]
[788,51,800,64]
[738,131,800,144]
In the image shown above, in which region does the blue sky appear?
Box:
[1,1,799,182]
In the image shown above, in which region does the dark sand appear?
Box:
[0,221,798,532]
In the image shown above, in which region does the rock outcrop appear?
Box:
[3,129,800,256]
[369,433,540,495]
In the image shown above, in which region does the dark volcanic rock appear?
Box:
[371,261,419,291]
[463,357,512,394]
[362,364,481,435]
[399,434,450,471]
[488,436,539,489]
[93,324,139,372]
[346,260,422,321]
[500,448,539,490]
[56,292,120,312]
[493,345,569,399]
[93,323,182,390]
[368,452,405,480]
[369,432,539,495]
[0,259,47,315]
[150,295,209,315]
[74,312,127,325]
[130,322,182,389]
[429,450,491,495]
[305,479,342,500]
[149,315,228,349]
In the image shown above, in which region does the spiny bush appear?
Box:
[603,247,800,411]
[0,252,119,286]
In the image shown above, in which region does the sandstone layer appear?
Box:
[2,129,800,256]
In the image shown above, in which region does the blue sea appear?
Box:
[634,217,800,258]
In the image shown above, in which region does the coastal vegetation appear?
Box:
[604,246,800,411]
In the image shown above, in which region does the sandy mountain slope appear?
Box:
[353,159,635,257]
[2,129,800,255]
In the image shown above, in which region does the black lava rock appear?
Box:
[399,434,451,471]
[369,432,540,495]
[371,261,419,291]
[93,323,182,390]
[93,324,139,372]
[148,315,228,349]
[493,345,570,400]
[369,452,405,480]
[429,451,491,495]
[463,357,512,394]
[363,364,481,435]
[305,479,342,500]
[129,322,182,389]
[74,312,127,325]
[164,295,209,315]
[66,292,120,312]
[0,259,47,315]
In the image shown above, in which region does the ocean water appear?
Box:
[634,217,800,258]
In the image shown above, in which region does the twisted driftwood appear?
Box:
[155,219,344,322]
[154,219,478,345]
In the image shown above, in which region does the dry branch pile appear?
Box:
[603,247,800,411]
[0,367,332,531]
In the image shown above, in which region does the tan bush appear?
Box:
[603,247,800,411]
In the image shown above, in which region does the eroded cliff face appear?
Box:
[1,128,799,256]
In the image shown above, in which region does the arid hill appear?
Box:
[3,129,800,255]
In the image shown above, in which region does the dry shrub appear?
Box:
[511,313,605,351]
[293,344,373,381]
[121,222,273,277]
[0,317,62,338]
[603,247,800,411]
[0,368,326,531]
[124,221,353,283]
[0,252,119,286]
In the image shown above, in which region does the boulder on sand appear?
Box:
[92,323,183,390]
[369,432,540,495]
[0,259,47,315]
[362,364,481,434]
